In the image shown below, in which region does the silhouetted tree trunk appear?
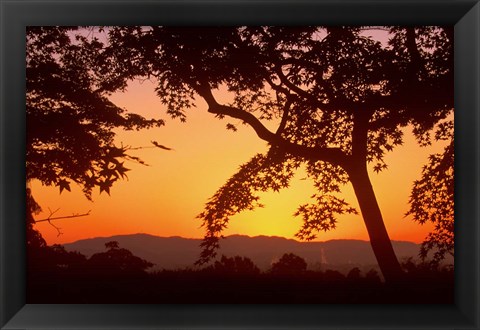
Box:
[344,111,404,283]
[348,162,403,282]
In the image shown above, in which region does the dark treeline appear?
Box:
[28,241,453,304]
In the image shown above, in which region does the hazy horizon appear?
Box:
[61,232,422,246]
[62,233,439,274]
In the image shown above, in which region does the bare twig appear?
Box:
[35,210,91,223]
[34,209,91,237]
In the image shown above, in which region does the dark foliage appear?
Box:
[209,255,260,276]
[26,28,164,296]
[27,246,453,304]
[27,27,164,200]
[347,267,362,280]
[270,253,307,276]
[406,138,454,264]
[87,241,153,276]
[27,238,153,302]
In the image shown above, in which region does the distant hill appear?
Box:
[62,234,445,274]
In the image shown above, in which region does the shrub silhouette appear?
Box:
[323,269,346,281]
[364,269,382,284]
[87,241,153,276]
[346,267,362,281]
[212,255,260,275]
[271,253,307,276]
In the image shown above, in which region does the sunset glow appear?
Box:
[26,25,455,305]
[31,78,445,246]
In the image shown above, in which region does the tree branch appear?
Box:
[273,65,316,102]
[273,62,354,114]
[34,211,91,223]
[405,28,425,80]
[196,82,349,166]
[34,209,91,237]
[351,110,373,162]
[276,97,292,136]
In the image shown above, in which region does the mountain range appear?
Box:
[62,234,445,273]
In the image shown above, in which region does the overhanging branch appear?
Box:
[34,211,91,223]
[34,209,91,237]
[196,83,348,166]
[273,62,355,114]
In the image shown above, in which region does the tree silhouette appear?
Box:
[87,241,154,275]
[406,134,454,264]
[73,26,452,283]
[212,255,260,275]
[271,253,307,276]
[364,269,382,284]
[26,188,47,250]
[27,189,88,299]
[346,267,362,281]
[26,27,164,201]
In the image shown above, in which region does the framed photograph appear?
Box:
[1,0,479,329]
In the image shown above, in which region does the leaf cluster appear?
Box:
[196,149,300,264]
[27,27,164,200]
[406,121,453,264]
[295,161,358,240]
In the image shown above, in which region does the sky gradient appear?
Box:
[30,76,449,246]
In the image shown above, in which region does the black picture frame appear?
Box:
[1,0,479,329]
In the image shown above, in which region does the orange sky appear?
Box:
[30,76,449,246]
